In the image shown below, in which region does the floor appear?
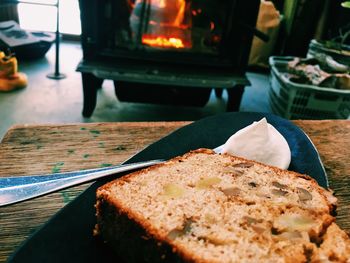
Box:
[0,41,272,140]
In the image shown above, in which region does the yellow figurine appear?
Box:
[0,51,28,91]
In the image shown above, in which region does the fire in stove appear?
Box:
[142,35,187,48]
[104,0,233,54]
[131,0,192,49]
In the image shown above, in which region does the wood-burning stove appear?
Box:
[77,0,260,117]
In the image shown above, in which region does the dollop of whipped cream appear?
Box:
[221,118,291,169]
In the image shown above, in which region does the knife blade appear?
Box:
[0,159,164,207]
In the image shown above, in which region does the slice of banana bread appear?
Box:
[95,149,349,263]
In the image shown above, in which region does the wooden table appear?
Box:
[0,120,349,262]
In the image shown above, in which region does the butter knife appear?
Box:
[0,145,225,207]
[0,159,164,207]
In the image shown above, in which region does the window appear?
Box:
[18,0,81,35]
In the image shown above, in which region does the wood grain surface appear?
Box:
[0,120,349,262]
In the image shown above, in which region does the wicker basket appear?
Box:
[268,56,350,119]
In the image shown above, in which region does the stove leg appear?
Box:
[214,88,223,98]
[81,73,103,117]
[226,84,245,112]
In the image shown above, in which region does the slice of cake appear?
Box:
[95,149,349,262]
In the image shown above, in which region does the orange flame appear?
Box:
[142,35,189,49]
[140,0,191,49]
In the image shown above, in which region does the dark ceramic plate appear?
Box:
[8,112,328,263]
